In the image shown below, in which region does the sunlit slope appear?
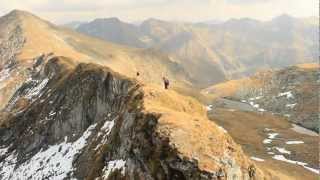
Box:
[0,10,191,110]
[1,10,191,86]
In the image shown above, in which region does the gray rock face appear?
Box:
[0,12,25,68]
[0,56,259,180]
[0,23,26,110]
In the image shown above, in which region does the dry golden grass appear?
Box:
[17,13,89,61]
[201,76,264,100]
[141,85,259,174]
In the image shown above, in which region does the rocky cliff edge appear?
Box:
[0,55,264,179]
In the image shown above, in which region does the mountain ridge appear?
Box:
[0,54,266,179]
[76,14,318,86]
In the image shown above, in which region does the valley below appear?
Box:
[207,98,319,179]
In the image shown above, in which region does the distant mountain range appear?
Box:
[74,15,319,87]
[62,21,85,29]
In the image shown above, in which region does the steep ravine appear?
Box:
[0,56,264,179]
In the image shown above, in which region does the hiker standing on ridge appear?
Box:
[163,77,170,89]
[248,165,256,179]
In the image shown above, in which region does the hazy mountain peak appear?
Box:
[271,13,296,23]
[5,9,40,22]
[7,9,31,17]
[275,13,294,19]
[93,17,122,24]
[142,18,171,26]
[1,9,53,31]
[62,21,85,29]
[224,17,260,26]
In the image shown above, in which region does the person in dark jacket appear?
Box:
[163,77,170,89]
[248,164,256,179]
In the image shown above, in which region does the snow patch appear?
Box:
[0,146,9,156]
[263,139,272,144]
[0,153,17,179]
[0,123,97,180]
[284,114,290,117]
[304,166,320,174]
[275,147,291,154]
[25,78,49,99]
[264,128,272,132]
[250,157,265,162]
[263,133,278,144]
[253,104,259,108]
[95,119,115,150]
[101,120,115,132]
[286,103,297,108]
[102,159,126,178]
[278,91,294,99]
[249,96,263,101]
[272,155,319,174]
[286,141,304,145]
[218,126,227,133]
[254,96,263,100]
[273,155,306,165]
[49,111,56,117]
[268,133,278,139]
[206,105,213,111]
[249,101,262,110]
[291,124,318,136]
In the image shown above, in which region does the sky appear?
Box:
[0,0,318,23]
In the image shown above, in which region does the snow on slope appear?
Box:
[0,124,97,180]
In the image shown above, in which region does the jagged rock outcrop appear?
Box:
[0,56,263,180]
